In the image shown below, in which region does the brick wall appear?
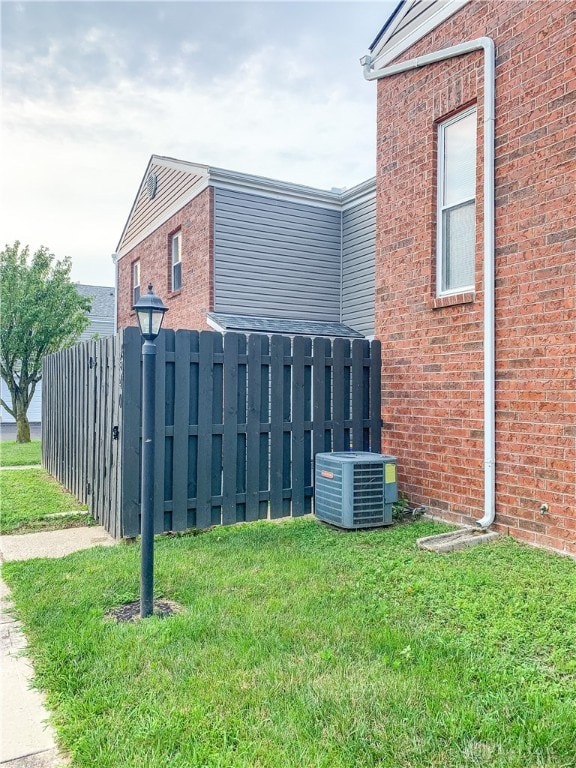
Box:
[117,187,214,331]
[375,0,575,555]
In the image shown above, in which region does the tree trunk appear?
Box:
[14,396,31,443]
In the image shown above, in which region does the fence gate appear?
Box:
[43,328,382,538]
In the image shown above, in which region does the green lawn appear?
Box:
[3,519,576,768]
[0,468,90,534]
[0,439,42,466]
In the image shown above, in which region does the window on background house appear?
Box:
[132,260,140,305]
[171,231,182,291]
[437,107,477,295]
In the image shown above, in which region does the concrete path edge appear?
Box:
[1,526,117,766]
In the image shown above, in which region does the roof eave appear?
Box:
[369,0,472,67]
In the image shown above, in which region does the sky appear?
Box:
[1,0,395,286]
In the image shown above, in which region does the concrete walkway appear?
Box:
[0,528,115,563]
[0,526,116,766]
[0,466,43,471]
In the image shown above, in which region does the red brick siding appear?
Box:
[117,187,214,331]
[375,0,575,555]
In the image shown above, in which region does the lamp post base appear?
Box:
[107,599,183,623]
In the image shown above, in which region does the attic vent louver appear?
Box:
[146,172,158,199]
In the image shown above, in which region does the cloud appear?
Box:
[0,1,393,283]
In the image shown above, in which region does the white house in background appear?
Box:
[0,284,115,424]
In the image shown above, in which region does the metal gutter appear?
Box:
[341,177,376,210]
[362,36,496,529]
[207,167,343,209]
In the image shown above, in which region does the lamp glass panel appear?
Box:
[150,310,164,337]
[136,308,152,337]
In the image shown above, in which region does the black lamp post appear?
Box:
[133,283,168,618]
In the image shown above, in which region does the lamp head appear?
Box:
[133,283,168,340]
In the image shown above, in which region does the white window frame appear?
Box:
[132,260,140,306]
[436,106,477,297]
[171,231,182,291]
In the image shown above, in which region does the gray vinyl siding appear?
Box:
[78,318,115,342]
[214,187,342,321]
[341,197,376,336]
[0,379,42,423]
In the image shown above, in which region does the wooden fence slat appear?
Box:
[258,335,270,520]
[211,332,224,526]
[303,338,313,511]
[282,339,292,517]
[270,334,285,519]
[120,327,142,537]
[222,333,240,526]
[186,331,200,529]
[102,339,110,532]
[235,334,247,523]
[94,343,103,523]
[196,331,214,529]
[362,339,371,451]
[351,339,364,450]
[153,330,167,534]
[63,349,69,491]
[76,344,83,503]
[102,339,109,533]
[111,335,122,538]
[291,335,306,517]
[71,345,77,499]
[246,334,263,522]
[108,338,117,531]
[332,338,347,452]
[172,331,191,532]
[370,340,382,452]
[86,341,95,512]
[83,342,90,505]
[76,343,83,501]
[312,337,328,460]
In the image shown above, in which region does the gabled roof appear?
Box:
[115,156,211,259]
[369,0,471,67]
[115,154,376,260]
[208,313,364,339]
[76,284,115,318]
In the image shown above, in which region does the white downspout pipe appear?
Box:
[362,37,496,528]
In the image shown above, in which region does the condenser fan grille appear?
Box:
[314,452,397,529]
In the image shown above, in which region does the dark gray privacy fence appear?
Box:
[42,335,123,537]
[43,327,382,539]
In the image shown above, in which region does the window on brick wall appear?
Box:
[171,231,182,291]
[437,107,477,295]
[132,260,140,305]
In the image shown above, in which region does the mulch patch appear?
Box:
[106,599,183,623]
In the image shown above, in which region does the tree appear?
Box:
[0,242,91,442]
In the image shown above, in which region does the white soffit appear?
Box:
[371,0,472,67]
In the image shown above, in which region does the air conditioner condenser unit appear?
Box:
[314,452,398,529]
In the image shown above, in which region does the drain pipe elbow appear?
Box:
[360,55,374,81]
